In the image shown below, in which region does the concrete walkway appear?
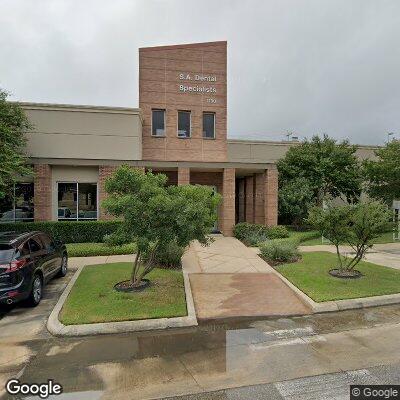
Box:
[188,237,311,320]
[300,242,400,270]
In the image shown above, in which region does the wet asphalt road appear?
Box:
[1,303,400,399]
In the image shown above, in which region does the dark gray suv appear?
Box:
[0,231,68,306]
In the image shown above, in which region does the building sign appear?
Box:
[178,72,217,103]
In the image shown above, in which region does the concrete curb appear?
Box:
[272,269,400,313]
[47,261,198,337]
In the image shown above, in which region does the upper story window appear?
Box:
[177,111,191,138]
[203,112,215,139]
[152,109,165,136]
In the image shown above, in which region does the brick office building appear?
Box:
[0,41,282,235]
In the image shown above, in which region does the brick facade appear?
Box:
[177,167,190,185]
[222,168,235,236]
[34,164,52,221]
[139,42,227,162]
[264,167,278,226]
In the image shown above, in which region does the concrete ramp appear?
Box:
[188,236,311,320]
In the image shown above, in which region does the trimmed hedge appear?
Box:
[0,221,122,243]
[233,222,289,246]
[66,242,136,257]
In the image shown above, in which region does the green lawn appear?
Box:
[276,251,400,302]
[286,229,397,246]
[66,242,136,257]
[60,262,187,325]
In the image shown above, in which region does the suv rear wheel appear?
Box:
[27,274,43,307]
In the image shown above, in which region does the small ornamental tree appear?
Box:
[102,166,221,289]
[0,89,32,198]
[308,201,391,276]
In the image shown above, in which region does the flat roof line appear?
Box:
[15,102,141,114]
[139,41,227,51]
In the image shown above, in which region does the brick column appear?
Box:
[238,179,245,222]
[254,173,265,224]
[98,165,118,220]
[264,167,278,226]
[34,164,52,221]
[177,167,190,185]
[222,168,235,236]
[245,176,254,223]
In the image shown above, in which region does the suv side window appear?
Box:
[14,241,30,259]
[39,234,55,251]
[28,237,43,253]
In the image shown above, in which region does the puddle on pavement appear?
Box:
[12,304,400,399]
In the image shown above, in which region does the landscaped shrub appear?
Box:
[143,241,185,269]
[0,221,122,243]
[66,242,136,257]
[265,225,289,239]
[233,222,289,246]
[259,239,300,265]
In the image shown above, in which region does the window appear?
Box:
[152,109,165,136]
[39,234,55,251]
[58,182,97,221]
[178,111,191,138]
[28,237,42,253]
[0,183,34,223]
[203,112,215,139]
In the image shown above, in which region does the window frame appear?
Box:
[151,109,166,137]
[177,110,191,139]
[57,181,98,221]
[202,112,216,139]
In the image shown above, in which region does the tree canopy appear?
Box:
[277,135,362,208]
[363,140,400,205]
[102,166,221,287]
[0,89,32,198]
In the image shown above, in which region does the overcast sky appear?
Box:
[1,0,399,145]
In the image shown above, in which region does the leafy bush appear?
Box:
[233,222,289,246]
[0,221,122,243]
[66,242,136,257]
[260,239,300,264]
[265,225,289,239]
[152,241,185,269]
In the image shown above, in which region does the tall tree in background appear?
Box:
[363,140,400,205]
[0,89,32,198]
[278,135,362,210]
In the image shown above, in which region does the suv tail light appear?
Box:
[0,259,28,273]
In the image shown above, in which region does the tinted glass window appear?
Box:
[78,183,97,220]
[152,110,165,136]
[58,182,97,221]
[39,234,54,250]
[0,182,34,223]
[58,183,77,220]
[0,245,14,264]
[203,113,215,139]
[178,111,191,138]
[28,238,42,253]
[15,242,30,259]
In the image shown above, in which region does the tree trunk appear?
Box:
[131,249,141,284]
